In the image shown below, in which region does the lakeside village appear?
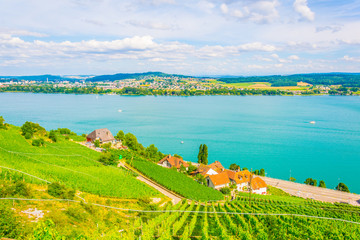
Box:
[1,75,359,96]
[85,128,267,196]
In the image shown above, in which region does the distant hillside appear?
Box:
[87,71,193,82]
[218,73,360,87]
[0,74,72,82]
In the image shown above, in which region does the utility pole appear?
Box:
[249,168,253,207]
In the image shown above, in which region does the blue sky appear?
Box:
[0,0,360,76]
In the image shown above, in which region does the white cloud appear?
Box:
[220,0,279,23]
[127,20,176,30]
[288,55,300,60]
[220,3,228,14]
[293,0,315,21]
[0,34,279,65]
[342,55,360,62]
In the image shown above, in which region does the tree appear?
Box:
[21,121,46,139]
[229,163,240,171]
[146,144,158,159]
[197,144,203,164]
[21,121,35,138]
[319,180,326,188]
[124,133,140,151]
[304,178,317,186]
[242,167,248,171]
[197,144,208,165]
[115,130,125,141]
[259,169,265,176]
[0,116,6,129]
[336,183,350,193]
[48,130,57,142]
[289,177,296,182]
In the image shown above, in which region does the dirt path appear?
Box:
[136,176,182,205]
[260,176,360,206]
[118,161,182,205]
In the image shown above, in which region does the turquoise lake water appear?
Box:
[1,93,359,193]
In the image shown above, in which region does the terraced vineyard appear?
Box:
[128,158,224,201]
[0,126,158,198]
[128,197,360,239]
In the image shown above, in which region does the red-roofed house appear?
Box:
[206,172,231,190]
[158,155,189,170]
[225,169,252,191]
[191,164,219,177]
[251,177,267,195]
[208,161,225,173]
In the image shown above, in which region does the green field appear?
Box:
[129,158,224,201]
[0,126,158,199]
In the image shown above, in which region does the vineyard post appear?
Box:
[249,168,252,207]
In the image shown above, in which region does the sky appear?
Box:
[0,0,360,76]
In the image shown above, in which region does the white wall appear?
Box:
[253,187,267,195]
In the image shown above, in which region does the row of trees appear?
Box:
[304,178,350,192]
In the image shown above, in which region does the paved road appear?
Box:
[260,176,360,206]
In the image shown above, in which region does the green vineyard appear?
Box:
[125,197,360,239]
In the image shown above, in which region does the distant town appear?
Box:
[1,72,359,96]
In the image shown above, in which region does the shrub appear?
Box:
[220,187,231,195]
[14,181,32,197]
[58,128,71,135]
[47,182,75,199]
[32,138,45,147]
[98,152,117,166]
[94,139,100,147]
[24,132,32,139]
[0,204,23,238]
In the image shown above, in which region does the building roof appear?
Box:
[208,161,225,173]
[192,164,212,176]
[251,177,267,190]
[208,172,231,186]
[225,169,251,184]
[87,128,115,142]
[158,155,189,169]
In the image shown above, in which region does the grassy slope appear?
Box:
[0,126,158,199]
[130,158,224,201]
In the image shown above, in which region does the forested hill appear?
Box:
[87,72,191,82]
[218,73,360,87]
[0,74,71,82]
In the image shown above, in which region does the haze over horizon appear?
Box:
[1,0,360,76]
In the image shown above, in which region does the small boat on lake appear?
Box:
[118,109,122,112]
[310,121,316,124]
[180,141,184,144]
